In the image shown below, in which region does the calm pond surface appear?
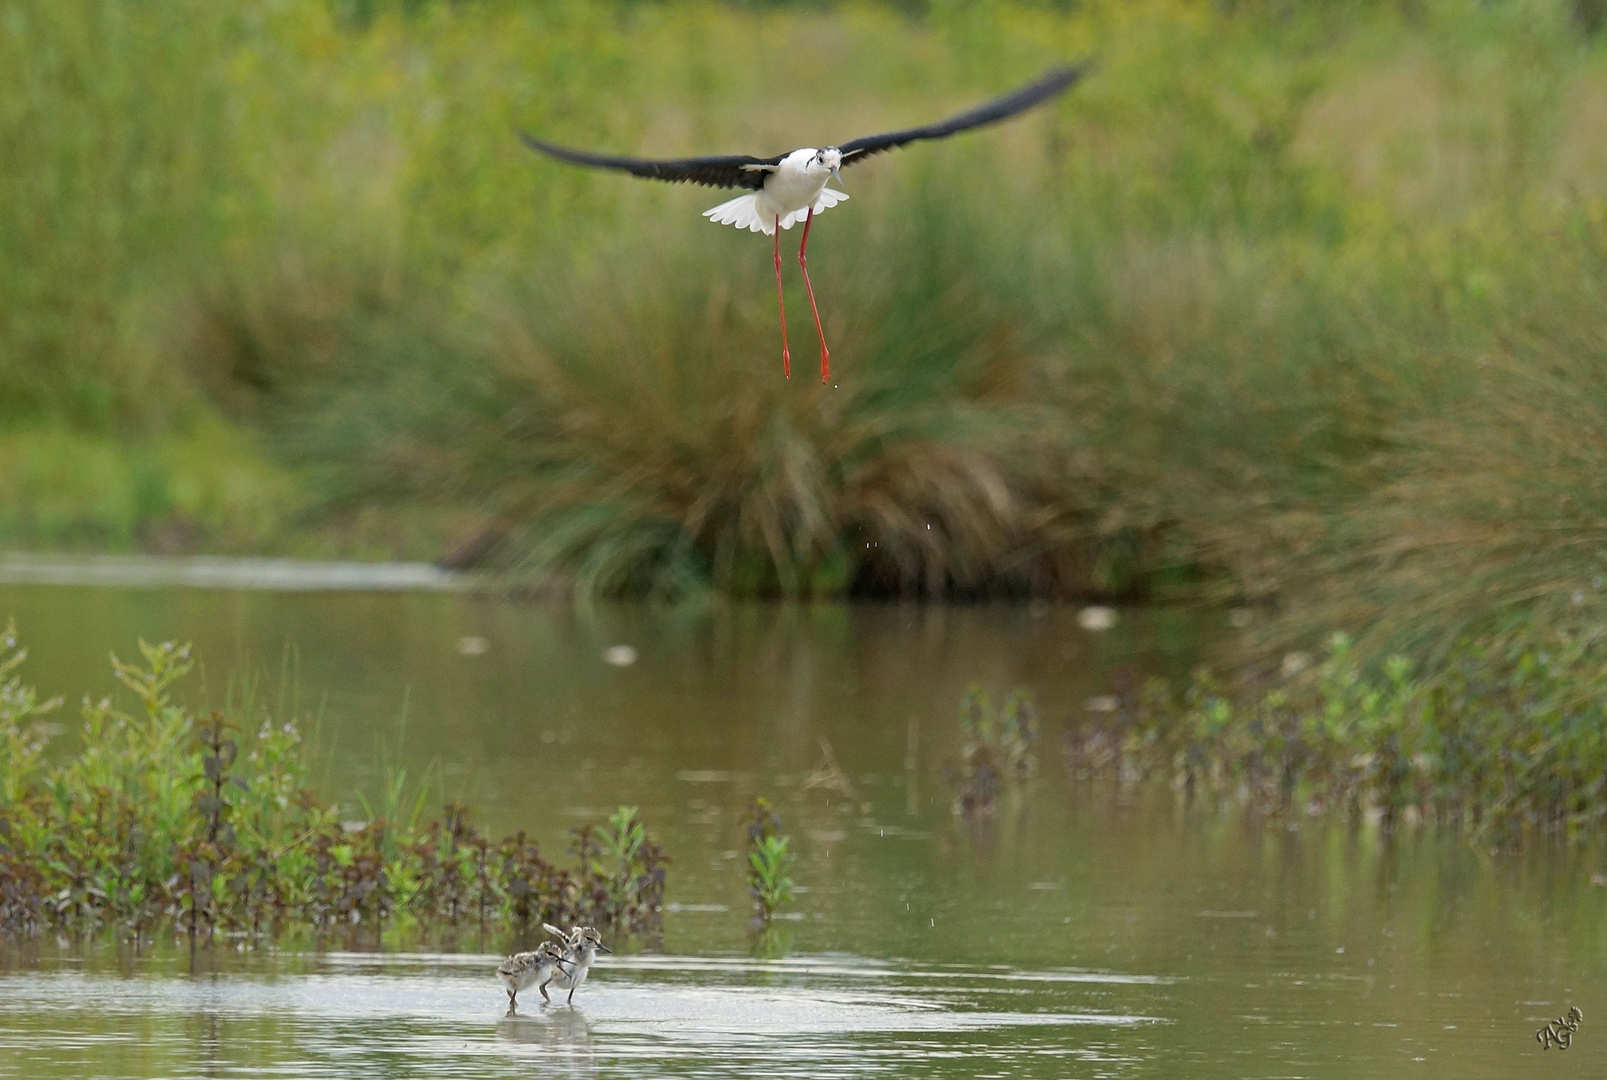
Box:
[0,581,1604,1078]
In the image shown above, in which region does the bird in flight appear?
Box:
[521,64,1086,383]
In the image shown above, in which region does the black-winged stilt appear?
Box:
[520,65,1087,382]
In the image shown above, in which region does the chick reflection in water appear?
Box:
[498,1001,596,1077]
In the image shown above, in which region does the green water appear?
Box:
[0,583,1603,1078]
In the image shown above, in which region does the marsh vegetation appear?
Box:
[0,624,665,942]
[2,0,1604,665]
[948,684,1039,817]
[1068,624,1607,843]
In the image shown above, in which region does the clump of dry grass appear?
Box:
[251,193,1142,599]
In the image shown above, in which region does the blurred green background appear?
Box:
[4,0,1607,655]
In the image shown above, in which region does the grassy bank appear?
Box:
[0,626,665,941]
[5,0,1607,652]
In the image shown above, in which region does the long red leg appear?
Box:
[773,216,790,379]
[797,208,829,382]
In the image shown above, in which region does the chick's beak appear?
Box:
[596,943,613,954]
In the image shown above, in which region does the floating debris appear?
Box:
[803,739,857,800]
[602,645,638,667]
[1077,606,1117,631]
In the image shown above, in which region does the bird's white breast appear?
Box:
[759,148,830,217]
[703,147,846,234]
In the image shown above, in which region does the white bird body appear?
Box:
[703,148,849,235]
[546,953,593,995]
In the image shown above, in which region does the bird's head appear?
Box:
[574,926,611,953]
[536,941,572,969]
[813,147,845,187]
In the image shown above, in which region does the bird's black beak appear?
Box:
[596,943,612,954]
[830,165,844,188]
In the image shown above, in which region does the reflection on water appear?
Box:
[0,584,1605,1077]
[0,552,465,591]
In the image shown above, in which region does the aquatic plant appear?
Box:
[0,628,666,942]
[579,805,668,934]
[0,619,61,806]
[947,684,1038,817]
[745,798,795,924]
[1067,624,1607,843]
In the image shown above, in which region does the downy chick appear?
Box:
[496,940,572,1012]
[540,923,611,1005]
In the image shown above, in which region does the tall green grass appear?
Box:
[5,0,1607,650]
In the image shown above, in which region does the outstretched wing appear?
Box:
[838,64,1087,167]
[519,133,784,190]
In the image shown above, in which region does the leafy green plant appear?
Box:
[745,798,795,924]
[0,619,62,806]
[571,806,667,935]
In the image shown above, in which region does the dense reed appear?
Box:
[0,624,665,941]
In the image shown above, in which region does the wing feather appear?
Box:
[519,133,783,190]
[838,64,1087,167]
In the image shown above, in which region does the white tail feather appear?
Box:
[703,188,849,235]
[782,187,848,229]
[702,193,771,234]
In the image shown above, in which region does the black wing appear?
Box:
[838,64,1086,167]
[518,133,784,191]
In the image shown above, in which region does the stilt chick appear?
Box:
[540,923,611,1005]
[497,940,572,1013]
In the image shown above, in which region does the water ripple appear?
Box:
[0,955,1160,1080]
